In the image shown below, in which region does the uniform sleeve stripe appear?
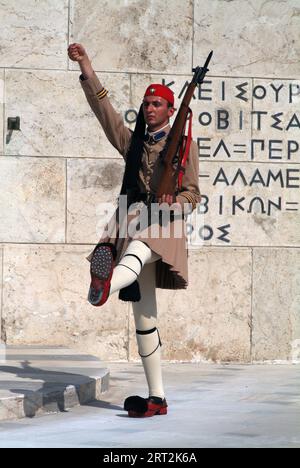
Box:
[96,88,108,99]
[180,192,196,209]
[97,90,108,100]
[96,87,106,95]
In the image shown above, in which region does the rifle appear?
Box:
[151,51,213,203]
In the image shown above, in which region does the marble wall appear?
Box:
[0,0,299,362]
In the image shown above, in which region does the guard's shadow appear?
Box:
[0,360,123,418]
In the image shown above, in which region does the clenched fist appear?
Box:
[68,43,87,62]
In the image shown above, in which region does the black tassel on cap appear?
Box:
[119,280,141,302]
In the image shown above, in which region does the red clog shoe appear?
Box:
[88,243,116,307]
[124,395,168,418]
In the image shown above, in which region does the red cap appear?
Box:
[144,84,174,106]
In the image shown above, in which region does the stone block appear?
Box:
[0,157,65,243]
[198,162,300,247]
[252,248,300,361]
[0,245,3,345]
[69,0,193,74]
[0,0,69,69]
[194,0,300,78]
[2,244,129,361]
[252,78,300,164]
[129,247,252,362]
[5,70,129,158]
[67,158,125,243]
[0,71,3,154]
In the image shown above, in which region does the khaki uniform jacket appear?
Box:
[80,71,201,290]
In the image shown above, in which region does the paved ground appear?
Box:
[0,356,299,448]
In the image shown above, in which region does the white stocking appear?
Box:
[132,262,165,400]
[109,240,165,399]
[109,240,160,296]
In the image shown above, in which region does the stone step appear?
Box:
[0,345,109,421]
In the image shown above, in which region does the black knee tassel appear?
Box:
[119,280,141,302]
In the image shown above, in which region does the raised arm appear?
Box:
[68,43,132,158]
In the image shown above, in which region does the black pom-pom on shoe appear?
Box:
[124,395,168,417]
[124,395,148,413]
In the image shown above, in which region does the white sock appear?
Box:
[110,241,165,399]
[109,240,159,296]
[132,262,165,400]
[136,327,165,399]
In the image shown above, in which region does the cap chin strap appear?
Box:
[136,327,162,358]
[147,123,170,136]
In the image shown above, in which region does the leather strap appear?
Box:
[122,253,143,271]
[178,109,193,190]
[136,327,162,358]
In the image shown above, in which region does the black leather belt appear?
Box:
[141,193,184,222]
[124,190,183,220]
